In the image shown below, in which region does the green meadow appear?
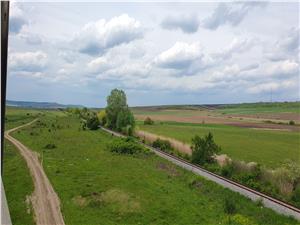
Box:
[3,141,35,225]
[3,107,298,224]
[137,121,300,168]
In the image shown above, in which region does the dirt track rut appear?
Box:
[5,119,65,225]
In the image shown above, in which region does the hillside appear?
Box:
[6,100,84,109]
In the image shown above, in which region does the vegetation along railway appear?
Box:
[100,126,300,221]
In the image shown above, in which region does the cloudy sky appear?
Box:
[7,2,299,107]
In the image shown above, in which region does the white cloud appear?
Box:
[266,60,299,78]
[18,32,43,45]
[97,63,150,80]
[209,64,241,82]
[74,14,144,56]
[217,37,256,59]
[277,27,299,53]
[6,2,299,105]
[154,42,212,74]
[10,71,44,78]
[87,57,111,73]
[247,79,297,94]
[9,2,28,34]
[265,27,299,61]
[161,14,199,33]
[202,2,267,30]
[9,51,47,72]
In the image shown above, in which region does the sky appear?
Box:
[7,1,300,107]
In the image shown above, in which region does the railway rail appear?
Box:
[101,126,300,221]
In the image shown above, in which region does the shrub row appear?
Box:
[108,137,146,155]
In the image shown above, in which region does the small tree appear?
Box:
[144,117,154,125]
[289,120,295,125]
[191,132,221,165]
[97,110,107,126]
[105,89,135,133]
[86,115,100,130]
[152,138,172,152]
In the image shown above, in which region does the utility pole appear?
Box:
[1,1,10,175]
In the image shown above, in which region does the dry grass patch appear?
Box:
[156,162,181,177]
[136,130,191,155]
[72,195,88,207]
[100,189,141,214]
[74,189,141,214]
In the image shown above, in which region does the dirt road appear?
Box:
[5,119,65,225]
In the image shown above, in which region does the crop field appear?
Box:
[3,107,298,224]
[216,102,300,115]
[137,121,300,168]
[133,107,300,134]
[134,102,300,169]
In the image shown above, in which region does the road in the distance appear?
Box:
[5,119,65,225]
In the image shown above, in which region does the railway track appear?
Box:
[101,126,300,221]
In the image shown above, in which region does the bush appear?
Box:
[291,186,300,207]
[204,163,221,173]
[223,198,237,215]
[289,120,295,125]
[152,138,173,152]
[44,143,56,149]
[144,117,154,125]
[120,124,134,136]
[97,110,107,126]
[86,115,100,130]
[273,168,294,196]
[108,138,144,155]
[191,132,221,165]
[255,198,264,207]
[221,163,234,178]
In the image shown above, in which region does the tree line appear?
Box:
[66,89,135,135]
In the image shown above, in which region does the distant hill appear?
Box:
[6,100,84,109]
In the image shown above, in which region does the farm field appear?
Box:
[3,107,298,225]
[134,102,300,169]
[137,121,300,168]
[133,102,300,131]
[216,102,300,115]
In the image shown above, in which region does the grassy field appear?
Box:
[217,102,300,115]
[3,141,35,225]
[133,102,300,115]
[4,106,66,130]
[4,107,298,224]
[137,121,300,168]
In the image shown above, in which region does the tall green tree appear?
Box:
[106,89,127,128]
[105,89,135,134]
